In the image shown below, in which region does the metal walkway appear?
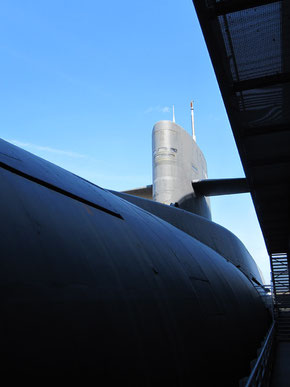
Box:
[241,253,290,386]
[270,253,290,341]
[270,342,290,387]
[269,253,290,386]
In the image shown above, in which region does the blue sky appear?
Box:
[0,0,270,283]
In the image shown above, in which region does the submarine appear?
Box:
[0,105,271,384]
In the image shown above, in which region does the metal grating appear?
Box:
[192,0,290,257]
[270,253,290,341]
[218,3,282,82]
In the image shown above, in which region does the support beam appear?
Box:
[214,0,280,16]
[249,155,290,167]
[242,123,290,138]
[233,73,290,92]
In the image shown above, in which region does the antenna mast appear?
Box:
[191,101,196,141]
[172,105,175,123]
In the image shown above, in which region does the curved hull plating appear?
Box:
[0,139,270,384]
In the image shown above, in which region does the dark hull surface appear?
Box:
[0,140,271,384]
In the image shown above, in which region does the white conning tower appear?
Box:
[152,120,208,209]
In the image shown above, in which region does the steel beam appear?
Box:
[233,73,290,92]
[249,155,290,167]
[242,123,290,137]
[214,0,280,16]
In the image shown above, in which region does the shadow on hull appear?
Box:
[0,139,271,384]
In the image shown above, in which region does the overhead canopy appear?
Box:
[193,0,290,254]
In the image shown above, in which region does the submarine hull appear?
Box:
[0,140,270,384]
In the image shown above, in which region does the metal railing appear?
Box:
[270,253,290,341]
[241,322,275,387]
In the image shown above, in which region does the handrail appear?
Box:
[244,321,275,387]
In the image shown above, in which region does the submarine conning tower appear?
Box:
[152,120,211,219]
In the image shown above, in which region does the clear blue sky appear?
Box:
[0,0,270,283]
